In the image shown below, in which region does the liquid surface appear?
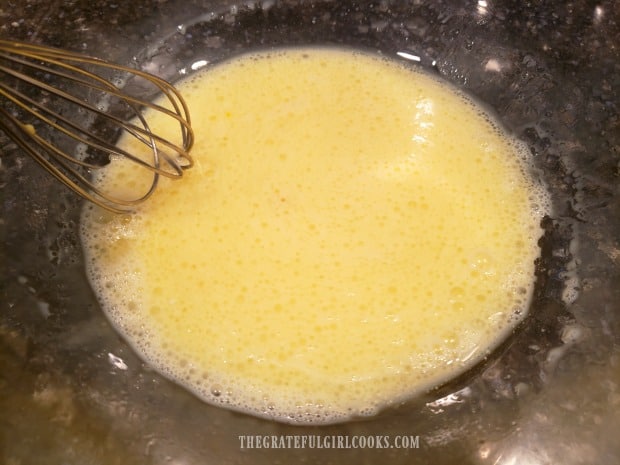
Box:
[81,48,550,424]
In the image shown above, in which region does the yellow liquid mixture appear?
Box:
[81,48,550,424]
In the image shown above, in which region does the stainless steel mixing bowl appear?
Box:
[1,1,618,464]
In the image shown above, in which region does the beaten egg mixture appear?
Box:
[81,48,550,424]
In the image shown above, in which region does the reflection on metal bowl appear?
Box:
[1,1,618,464]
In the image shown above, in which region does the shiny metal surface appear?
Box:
[1,1,618,464]
[0,39,193,212]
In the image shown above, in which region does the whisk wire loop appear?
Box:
[0,39,194,213]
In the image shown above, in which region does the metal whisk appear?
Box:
[0,39,194,213]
